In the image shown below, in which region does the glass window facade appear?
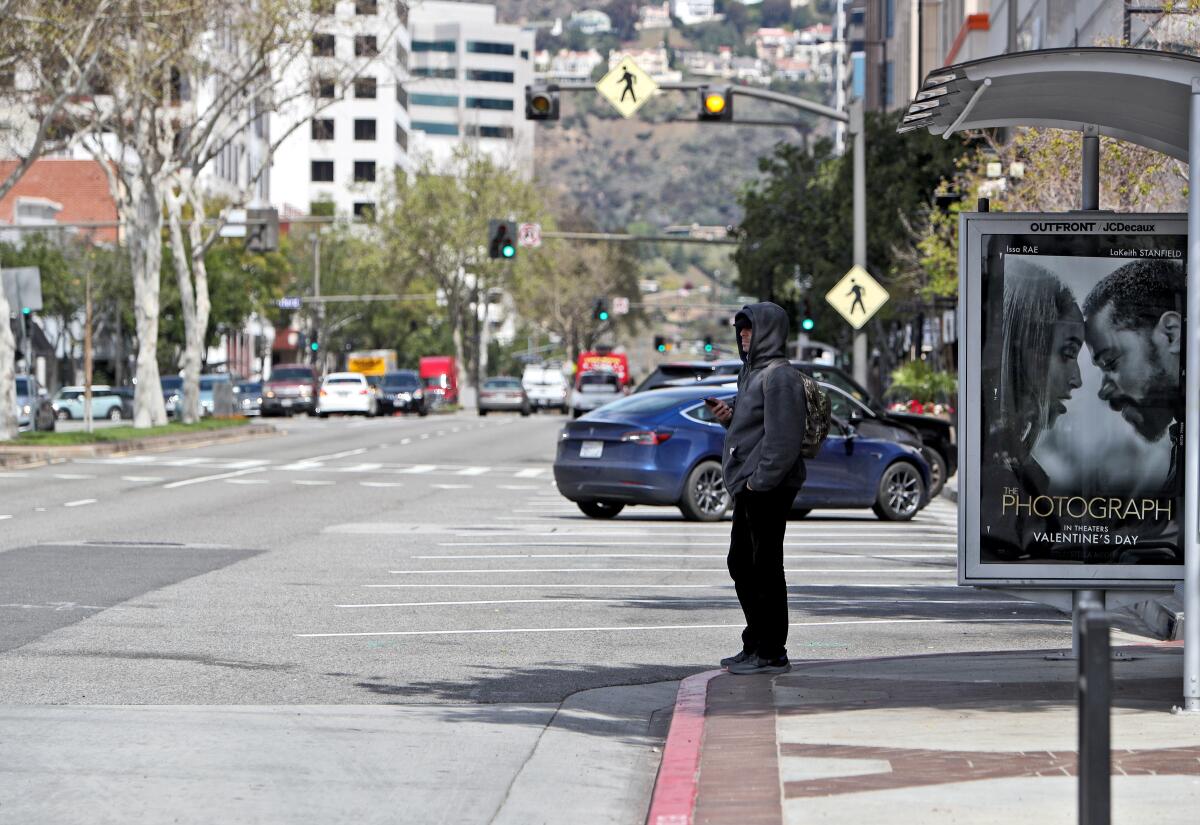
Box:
[310,160,334,182]
[413,40,456,52]
[354,119,377,140]
[353,161,376,182]
[311,118,334,140]
[412,93,458,107]
[466,69,514,83]
[467,41,514,55]
[465,97,513,110]
[411,121,459,135]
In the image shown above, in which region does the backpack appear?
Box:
[796,371,831,458]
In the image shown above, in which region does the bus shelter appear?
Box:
[899,47,1200,711]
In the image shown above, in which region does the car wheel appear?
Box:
[418,406,428,417]
[520,406,531,417]
[577,500,624,519]
[318,412,329,419]
[478,409,487,416]
[571,408,582,418]
[872,462,925,522]
[789,508,812,520]
[921,447,947,499]
[56,409,70,421]
[678,460,730,522]
[107,406,123,421]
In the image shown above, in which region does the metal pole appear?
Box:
[851,100,868,387]
[1008,0,1019,52]
[311,233,321,369]
[1078,609,1111,825]
[1072,589,1104,659]
[1183,79,1200,712]
[84,271,93,435]
[1082,126,1100,210]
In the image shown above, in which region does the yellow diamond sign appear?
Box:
[595,57,659,118]
[826,265,889,330]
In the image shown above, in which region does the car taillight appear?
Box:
[359,388,369,395]
[620,430,671,446]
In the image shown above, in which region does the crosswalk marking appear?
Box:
[456,467,489,476]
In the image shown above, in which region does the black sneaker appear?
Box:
[727,654,791,675]
[720,650,754,668]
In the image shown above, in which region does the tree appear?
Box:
[377,148,550,391]
[0,1,113,439]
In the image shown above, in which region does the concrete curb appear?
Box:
[644,669,722,825]
[0,423,279,469]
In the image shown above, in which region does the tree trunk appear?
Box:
[0,283,19,440]
[165,187,201,424]
[127,174,167,428]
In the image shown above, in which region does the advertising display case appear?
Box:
[959,213,1186,589]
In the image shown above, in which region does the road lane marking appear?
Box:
[431,484,472,490]
[335,597,1031,609]
[359,481,404,488]
[497,485,539,490]
[225,478,269,485]
[400,438,412,445]
[448,531,955,539]
[420,434,429,439]
[436,541,958,549]
[293,480,335,486]
[397,465,436,474]
[388,568,953,574]
[0,515,12,520]
[295,617,1067,639]
[456,467,489,476]
[339,463,382,473]
[163,467,266,489]
[365,584,725,589]
[63,499,97,507]
[515,469,545,478]
[121,475,165,482]
[300,447,369,463]
[163,457,210,466]
[53,473,95,480]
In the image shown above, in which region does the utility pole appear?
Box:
[851,99,868,387]
[311,232,321,369]
[84,270,93,434]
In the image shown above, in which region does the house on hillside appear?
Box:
[607,47,682,83]
[568,9,613,35]
[535,49,605,83]
[637,1,672,30]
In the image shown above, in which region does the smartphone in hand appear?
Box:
[704,396,720,408]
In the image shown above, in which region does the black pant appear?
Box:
[727,486,795,660]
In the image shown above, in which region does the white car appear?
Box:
[317,372,378,417]
[521,364,569,413]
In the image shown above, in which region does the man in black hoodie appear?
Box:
[707,302,807,675]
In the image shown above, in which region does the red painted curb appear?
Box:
[645,669,723,825]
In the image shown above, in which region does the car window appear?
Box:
[601,389,727,416]
[15,378,29,395]
[271,367,314,380]
[384,375,420,389]
[807,368,869,404]
[161,377,184,390]
[238,383,262,393]
[200,378,218,390]
[484,379,522,389]
[58,389,83,399]
[424,376,447,389]
[327,376,364,384]
[681,402,720,424]
[578,373,619,390]
[823,385,871,421]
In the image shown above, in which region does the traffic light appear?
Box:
[703,336,713,353]
[525,84,560,121]
[593,298,609,322]
[310,338,319,353]
[654,335,666,352]
[21,306,30,316]
[698,85,733,122]
[801,301,815,332]
[488,219,517,260]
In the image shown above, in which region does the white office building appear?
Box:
[407,2,535,177]
[269,0,413,219]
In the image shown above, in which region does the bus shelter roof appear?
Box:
[898,47,1200,160]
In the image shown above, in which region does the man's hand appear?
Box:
[706,397,733,426]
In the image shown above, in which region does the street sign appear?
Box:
[595,57,658,119]
[518,222,541,248]
[611,296,630,315]
[825,265,888,329]
[2,266,42,313]
[220,209,248,238]
[277,296,302,310]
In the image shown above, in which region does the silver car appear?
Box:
[478,377,531,416]
[570,370,623,418]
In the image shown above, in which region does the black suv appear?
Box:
[643,358,956,497]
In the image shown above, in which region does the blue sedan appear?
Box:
[554,385,929,522]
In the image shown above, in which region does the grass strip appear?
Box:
[15,417,254,446]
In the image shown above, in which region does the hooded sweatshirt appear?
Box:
[721,302,807,495]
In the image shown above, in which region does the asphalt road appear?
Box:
[0,410,1124,823]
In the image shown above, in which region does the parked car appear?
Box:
[110,386,135,420]
[478,376,531,416]
[16,376,55,431]
[554,384,929,522]
[262,364,319,416]
[51,386,125,421]
[234,381,263,416]
[316,372,377,417]
[522,363,569,413]
[570,369,623,418]
[376,370,428,416]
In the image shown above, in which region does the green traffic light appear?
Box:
[502,243,515,258]
[21,307,30,315]
[599,311,609,321]
[802,318,815,331]
[657,345,666,352]
[310,341,319,352]
[704,344,713,352]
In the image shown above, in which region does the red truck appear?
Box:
[419,355,459,407]
[575,351,631,387]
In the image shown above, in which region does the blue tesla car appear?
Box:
[553,384,929,522]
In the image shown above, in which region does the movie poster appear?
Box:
[978,226,1186,568]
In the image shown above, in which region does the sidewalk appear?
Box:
[650,644,1200,824]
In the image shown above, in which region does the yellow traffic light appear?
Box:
[704,93,727,115]
[699,85,733,121]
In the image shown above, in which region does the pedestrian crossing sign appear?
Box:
[595,57,659,119]
[826,265,888,330]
